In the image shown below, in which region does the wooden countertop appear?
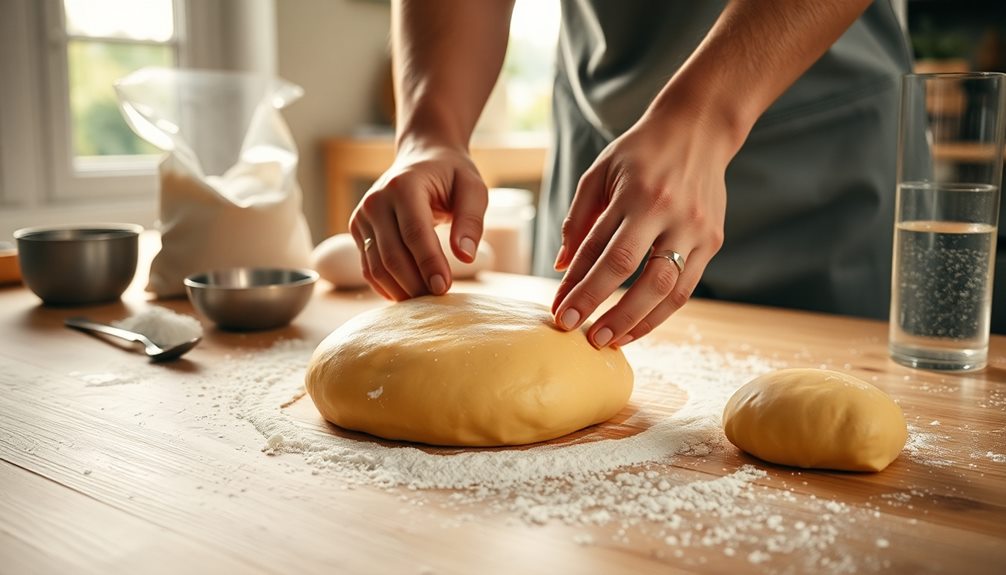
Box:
[1,237,1004,574]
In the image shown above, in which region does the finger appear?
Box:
[351,218,396,300]
[553,219,654,332]
[396,194,452,295]
[550,207,622,315]
[555,166,606,271]
[449,169,488,263]
[612,246,714,346]
[369,205,428,298]
[587,245,691,348]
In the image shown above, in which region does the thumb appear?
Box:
[449,169,489,263]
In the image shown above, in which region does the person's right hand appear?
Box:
[349,141,489,301]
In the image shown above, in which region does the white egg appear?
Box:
[311,233,367,289]
[311,228,495,290]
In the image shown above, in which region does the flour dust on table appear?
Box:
[207,338,898,572]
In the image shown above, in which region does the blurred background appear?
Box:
[0,0,1003,242]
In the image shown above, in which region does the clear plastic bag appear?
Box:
[116,67,313,297]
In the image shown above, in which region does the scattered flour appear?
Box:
[113,306,203,348]
[902,425,955,468]
[214,340,887,571]
[982,451,1006,463]
[69,371,142,387]
[62,335,980,572]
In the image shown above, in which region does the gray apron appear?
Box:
[535,0,914,321]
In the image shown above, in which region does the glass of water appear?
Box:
[890,72,1006,371]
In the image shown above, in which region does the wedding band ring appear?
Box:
[363,237,375,251]
[650,249,686,273]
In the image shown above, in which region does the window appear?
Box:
[502,0,561,134]
[0,0,188,239]
[0,0,273,240]
[46,0,184,201]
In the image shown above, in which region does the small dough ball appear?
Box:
[305,292,633,446]
[311,234,366,289]
[723,369,907,472]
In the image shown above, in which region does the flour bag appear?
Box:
[115,68,313,297]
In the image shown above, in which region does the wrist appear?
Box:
[644,69,758,166]
[396,100,473,155]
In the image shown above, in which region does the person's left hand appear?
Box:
[550,108,732,348]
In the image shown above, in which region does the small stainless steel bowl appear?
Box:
[14,223,142,305]
[184,268,318,331]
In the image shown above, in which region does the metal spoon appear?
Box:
[65,316,201,362]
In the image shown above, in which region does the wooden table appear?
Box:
[323,134,548,234]
[1,238,1004,574]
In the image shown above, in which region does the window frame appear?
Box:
[0,0,255,240]
[42,0,187,203]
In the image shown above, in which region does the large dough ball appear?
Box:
[305,293,634,446]
[723,369,908,472]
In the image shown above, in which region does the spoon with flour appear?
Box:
[65,310,202,362]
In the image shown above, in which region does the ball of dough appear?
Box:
[722,369,907,472]
[305,293,634,446]
[311,231,495,290]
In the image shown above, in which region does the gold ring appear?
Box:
[650,249,685,273]
[363,237,375,251]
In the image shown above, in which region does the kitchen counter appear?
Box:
[1,238,1004,574]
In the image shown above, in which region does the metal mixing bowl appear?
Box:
[184,268,318,330]
[14,224,142,305]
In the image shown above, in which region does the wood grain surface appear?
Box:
[1,237,1004,575]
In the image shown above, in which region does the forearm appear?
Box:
[392,0,515,152]
[646,0,872,160]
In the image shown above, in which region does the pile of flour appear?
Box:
[113,306,203,347]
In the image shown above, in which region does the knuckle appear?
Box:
[633,318,656,339]
[415,252,444,272]
[650,265,678,296]
[708,228,725,251]
[359,192,385,216]
[604,245,639,278]
[579,236,607,264]
[643,186,673,210]
[667,288,690,310]
[607,308,639,332]
[380,251,410,274]
[573,288,602,311]
[453,213,484,237]
[382,172,412,193]
[399,221,430,246]
[560,218,576,240]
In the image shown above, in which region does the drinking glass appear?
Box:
[889,72,1006,371]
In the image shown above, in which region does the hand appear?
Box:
[349,141,488,300]
[550,109,731,348]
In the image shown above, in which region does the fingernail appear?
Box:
[614,335,634,347]
[559,308,580,329]
[429,274,447,295]
[553,245,567,271]
[460,237,476,259]
[593,327,613,348]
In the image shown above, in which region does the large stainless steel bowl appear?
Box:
[184,268,318,331]
[14,224,142,305]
